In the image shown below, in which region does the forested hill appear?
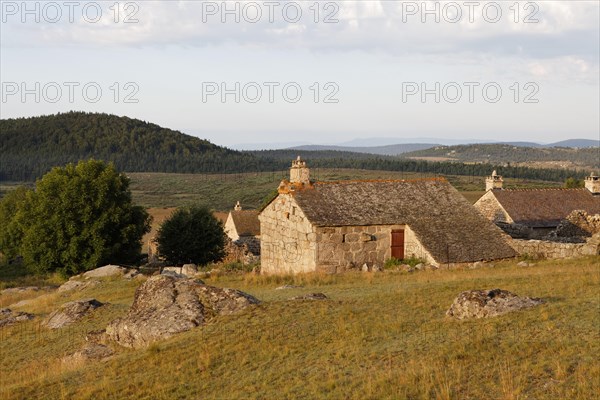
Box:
[0,112,266,181]
[0,112,590,184]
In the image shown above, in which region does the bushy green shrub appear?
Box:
[157,206,226,265]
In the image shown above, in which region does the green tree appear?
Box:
[0,186,31,260]
[564,177,584,188]
[157,206,226,265]
[16,160,151,275]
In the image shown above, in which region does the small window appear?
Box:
[342,234,346,243]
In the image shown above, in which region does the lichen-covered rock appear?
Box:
[446,289,544,320]
[62,343,114,366]
[43,299,104,329]
[83,265,128,278]
[0,308,34,327]
[290,293,328,301]
[105,275,260,348]
[57,279,100,293]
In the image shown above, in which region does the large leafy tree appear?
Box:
[0,186,30,261]
[157,206,226,265]
[10,160,150,275]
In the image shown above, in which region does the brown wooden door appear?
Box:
[391,229,404,260]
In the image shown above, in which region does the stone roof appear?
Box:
[491,188,600,228]
[289,178,516,264]
[230,210,260,237]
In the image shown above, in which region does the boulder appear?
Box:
[361,264,369,272]
[83,265,127,278]
[446,289,544,320]
[160,269,186,278]
[123,269,140,280]
[0,308,34,327]
[517,261,534,267]
[57,279,100,293]
[275,285,303,290]
[105,275,260,348]
[290,293,328,301]
[1,286,40,295]
[181,264,198,276]
[62,343,114,365]
[43,299,104,329]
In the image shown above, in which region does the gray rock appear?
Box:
[275,284,303,290]
[57,279,100,293]
[83,265,127,278]
[446,289,544,320]
[43,299,104,329]
[372,264,382,272]
[1,286,40,295]
[123,269,140,280]
[160,269,186,278]
[105,275,259,348]
[414,263,425,270]
[0,308,34,327]
[361,263,369,272]
[290,293,328,301]
[517,261,534,267]
[181,264,198,276]
[62,343,114,365]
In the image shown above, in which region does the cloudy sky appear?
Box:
[1,0,598,148]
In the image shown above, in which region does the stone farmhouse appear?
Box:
[259,157,516,274]
[474,171,600,239]
[224,201,261,255]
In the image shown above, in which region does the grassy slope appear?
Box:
[1,257,598,399]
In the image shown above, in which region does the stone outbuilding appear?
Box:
[474,171,600,238]
[259,157,516,274]
[224,201,260,255]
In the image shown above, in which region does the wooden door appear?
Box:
[391,229,405,260]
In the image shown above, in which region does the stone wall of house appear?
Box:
[315,224,436,272]
[554,211,600,238]
[474,192,511,224]
[223,213,239,241]
[235,236,260,256]
[259,194,317,274]
[404,225,437,265]
[509,234,600,259]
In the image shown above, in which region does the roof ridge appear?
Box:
[314,177,447,185]
[503,187,584,192]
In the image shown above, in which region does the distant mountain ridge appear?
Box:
[289,143,437,156]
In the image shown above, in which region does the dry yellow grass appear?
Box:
[1,257,598,399]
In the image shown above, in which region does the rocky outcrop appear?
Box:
[62,343,114,365]
[0,308,34,327]
[446,289,543,320]
[275,285,303,290]
[83,265,128,278]
[290,293,328,301]
[43,299,104,329]
[57,279,100,293]
[105,275,260,348]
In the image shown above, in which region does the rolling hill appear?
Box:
[0,112,269,181]
[402,143,600,170]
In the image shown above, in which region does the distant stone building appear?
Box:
[259,157,516,274]
[224,201,260,255]
[474,171,600,238]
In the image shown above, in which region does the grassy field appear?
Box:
[1,257,598,399]
[125,170,562,210]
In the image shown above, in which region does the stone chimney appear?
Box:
[290,156,310,184]
[234,201,242,211]
[485,170,503,191]
[585,172,600,195]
